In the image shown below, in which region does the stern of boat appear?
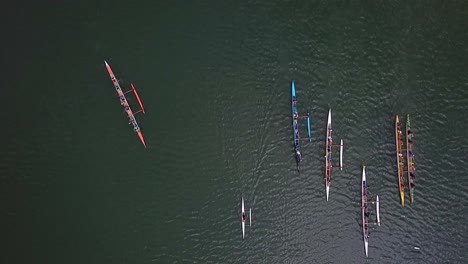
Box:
[400,191,405,207]
[326,185,330,201]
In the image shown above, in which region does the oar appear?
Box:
[363,222,380,226]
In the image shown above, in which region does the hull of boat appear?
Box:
[291,81,301,167]
[325,109,332,201]
[362,166,369,257]
[406,114,415,203]
[241,197,245,239]
[395,115,405,206]
[104,61,147,148]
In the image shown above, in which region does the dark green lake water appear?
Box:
[2,1,468,263]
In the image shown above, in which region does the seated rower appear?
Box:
[296,150,302,161]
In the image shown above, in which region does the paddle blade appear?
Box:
[376,195,381,226]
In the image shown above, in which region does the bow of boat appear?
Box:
[364,240,369,257]
[104,60,114,77]
[362,165,366,181]
[291,80,296,97]
[137,132,147,148]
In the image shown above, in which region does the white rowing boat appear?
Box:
[242,197,245,239]
[361,166,381,257]
[362,166,369,257]
[241,197,251,239]
[324,109,344,201]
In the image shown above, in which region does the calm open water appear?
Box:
[1,1,468,263]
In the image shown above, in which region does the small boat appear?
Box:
[104,61,147,148]
[406,114,415,202]
[361,166,381,257]
[291,81,312,172]
[395,115,405,206]
[362,166,369,257]
[241,197,252,239]
[325,109,344,201]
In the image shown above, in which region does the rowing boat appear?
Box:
[291,81,302,169]
[406,114,415,202]
[395,115,404,206]
[362,166,369,257]
[324,109,344,201]
[361,166,380,257]
[324,109,344,200]
[104,61,147,148]
[291,81,312,171]
[241,197,245,239]
[325,109,332,201]
[241,197,251,239]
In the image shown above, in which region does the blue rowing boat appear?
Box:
[291,81,312,171]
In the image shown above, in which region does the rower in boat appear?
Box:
[295,150,302,163]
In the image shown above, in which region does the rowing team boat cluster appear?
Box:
[290,82,416,206]
[291,83,418,206]
[395,114,416,206]
[241,165,381,257]
[291,81,344,201]
[103,67,415,257]
[291,81,381,257]
[287,82,417,257]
